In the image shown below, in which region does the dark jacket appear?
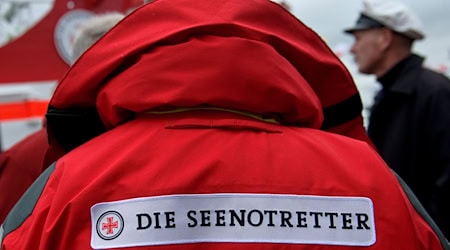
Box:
[368,54,450,238]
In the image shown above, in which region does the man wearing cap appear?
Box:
[345,0,450,239]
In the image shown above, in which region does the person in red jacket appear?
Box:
[1,0,448,249]
[0,130,50,223]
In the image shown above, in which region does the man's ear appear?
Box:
[378,28,393,50]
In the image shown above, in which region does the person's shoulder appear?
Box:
[422,67,450,83]
[416,67,450,93]
[0,129,47,163]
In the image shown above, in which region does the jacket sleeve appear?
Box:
[1,163,56,249]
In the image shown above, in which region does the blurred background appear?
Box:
[288,0,450,126]
[0,0,449,150]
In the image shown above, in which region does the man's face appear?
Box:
[349,29,386,75]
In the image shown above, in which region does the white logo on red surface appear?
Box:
[54,9,94,65]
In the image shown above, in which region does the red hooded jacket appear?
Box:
[0,127,64,224]
[0,129,48,224]
[1,0,447,249]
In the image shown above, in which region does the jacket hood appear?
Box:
[50,0,365,138]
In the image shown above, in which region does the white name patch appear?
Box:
[91,193,375,249]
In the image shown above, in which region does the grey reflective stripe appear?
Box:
[0,224,3,246]
[393,170,450,249]
[1,162,56,240]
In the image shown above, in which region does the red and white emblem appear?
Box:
[96,211,124,240]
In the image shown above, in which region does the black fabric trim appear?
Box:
[46,107,107,152]
[1,162,56,240]
[344,14,385,34]
[321,93,363,130]
[394,171,450,249]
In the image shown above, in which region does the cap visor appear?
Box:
[344,23,375,34]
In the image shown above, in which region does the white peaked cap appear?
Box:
[361,0,425,39]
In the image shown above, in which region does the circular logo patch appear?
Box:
[54,9,94,65]
[96,211,124,240]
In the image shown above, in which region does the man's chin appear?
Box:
[357,67,373,75]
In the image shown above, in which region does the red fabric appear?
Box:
[0,127,64,224]
[0,130,48,223]
[0,0,141,225]
[2,0,443,249]
[50,0,371,143]
[3,112,443,249]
